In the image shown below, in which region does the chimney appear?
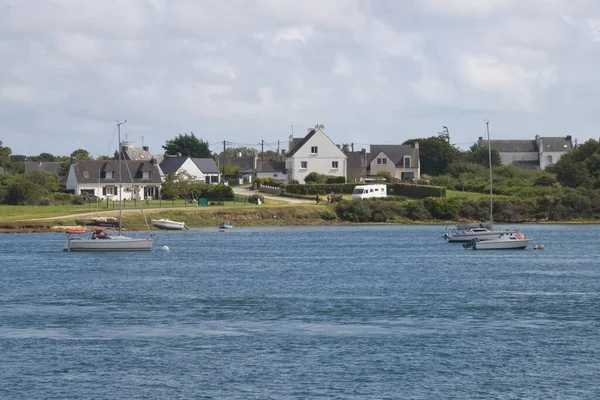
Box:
[361,148,367,166]
[150,157,157,165]
[566,135,572,141]
[413,141,419,149]
[142,146,149,152]
[176,152,182,157]
[70,156,77,165]
[478,136,483,142]
[351,143,354,152]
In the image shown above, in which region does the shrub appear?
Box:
[71,195,86,205]
[325,176,346,184]
[422,197,460,220]
[39,197,51,206]
[404,201,431,220]
[534,173,558,187]
[304,172,327,184]
[248,194,265,204]
[281,183,445,198]
[320,210,338,220]
[335,199,372,222]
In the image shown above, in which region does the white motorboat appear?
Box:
[151,218,189,230]
[464,233,531,250]
[65,121,153,252]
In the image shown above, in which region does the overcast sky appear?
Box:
[1,0,599,157]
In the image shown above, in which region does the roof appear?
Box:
[159,156,188,174]
[217,155,255,172]
[345,151,369,169]
[479,139,537,153]
[256,159,286,173]
[24,161,61,175]
[192,158,219,174]
[539,136,573,152]
[122,146,153,161]
[368,145,418,165]
[71,160,162,184]
[286,129,317,157]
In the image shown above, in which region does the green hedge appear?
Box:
[281,183,446,199]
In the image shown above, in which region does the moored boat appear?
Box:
[75,216,121,228]
[151,218,188,230]
[445,223,518,243]
[463,233,531,250]
[218,221,233,230]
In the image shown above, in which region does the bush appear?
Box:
[404,201,431,220]
[248,194,265,204]
[325,176,346,184]
[422,197,460,220]
[71,195,86,205]
[304,172,327,184]
[39,197,51,206]
[335,199,373,222]
[320,210,338,220]
[281,183,445,198]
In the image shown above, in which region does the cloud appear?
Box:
[0,0,599,155]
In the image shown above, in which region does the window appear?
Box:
[105,171,114,179]
[83,171,89,178]
[332,161,339,169]
[106,186,115,195]
[301,161,308,169]
[273,174,278,178]
[310,146,318,154]
[143,171,151,179]
[404,156,411,169]
[377,158,387,165]
[546,155,553,164]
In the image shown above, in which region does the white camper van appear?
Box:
[351,184,387,199]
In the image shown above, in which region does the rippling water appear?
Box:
[1,224,599,399]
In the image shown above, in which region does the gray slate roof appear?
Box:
[256,159,286,173]
[71,160,161,184]
[540,136,573,152]
[217,155,255,172]
[345,151,369,169]
[286,129,317,157]
[24,161,61,175]
[369,145,418,166]
[192,158,218,174]
[122,146,153,161]
[159,156,187,174]
[480,139,537,153]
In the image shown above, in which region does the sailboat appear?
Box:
[65,121,153,252]
[445,121,517,243]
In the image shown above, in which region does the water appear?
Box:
[1,224,599,399]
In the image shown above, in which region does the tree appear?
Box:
[0,141,13,171]
[402,137,462,176]
[337,143,351,152]
[465,143,502,167]
[376,170,393,182]
[163,132,212,158]
[221,163,242,179]
[71,149,92,160]
[35,152,56,162]
[97,151,119,160]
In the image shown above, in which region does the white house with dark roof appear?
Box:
[368,144,421,181]
[285,124,347,183]
[477,135,573,170]
[66,158,162,200]
[159,155,220,183]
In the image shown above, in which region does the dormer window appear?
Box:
[404,156,411,169]
[105,171,114,179]
[83,171,89,178]
[143,171,151,179]
[310,146,318,155]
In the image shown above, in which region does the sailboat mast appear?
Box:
[117,120,127,235]
[486,120,493,225]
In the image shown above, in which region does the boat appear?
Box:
[75,216,121,228]
[218,221,233,230]
[65,228,87,235]
[151,218,188,230]
[445,222,517,243]
[463,232,531,250]
[65,121,153,252]
[445,121,519,243]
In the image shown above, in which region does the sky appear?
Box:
[1,0,600,157]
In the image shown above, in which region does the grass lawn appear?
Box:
[0,198,287,221]
[446,190,513,200]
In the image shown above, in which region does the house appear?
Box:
[368,143,421,181]
[24,161,65,183]
[217,155,256,183]
[285,124,347,183]
[159,155,219,183]
[121,141,153,161]
[256,159,287,181]
[478,135,573,170]
[66,158,162,200]
[345,149,369,182]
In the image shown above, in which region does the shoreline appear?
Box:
[1,219,599,234]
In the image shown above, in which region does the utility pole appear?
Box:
[261,140,264,158]
[351,142,354,152]
[277,140,280,156]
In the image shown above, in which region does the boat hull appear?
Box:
[447,230,517,243]
[66,237,153,252]
[151,219,188,230]
[473,239,530,250]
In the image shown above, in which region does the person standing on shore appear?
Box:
[316,193,320,205]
